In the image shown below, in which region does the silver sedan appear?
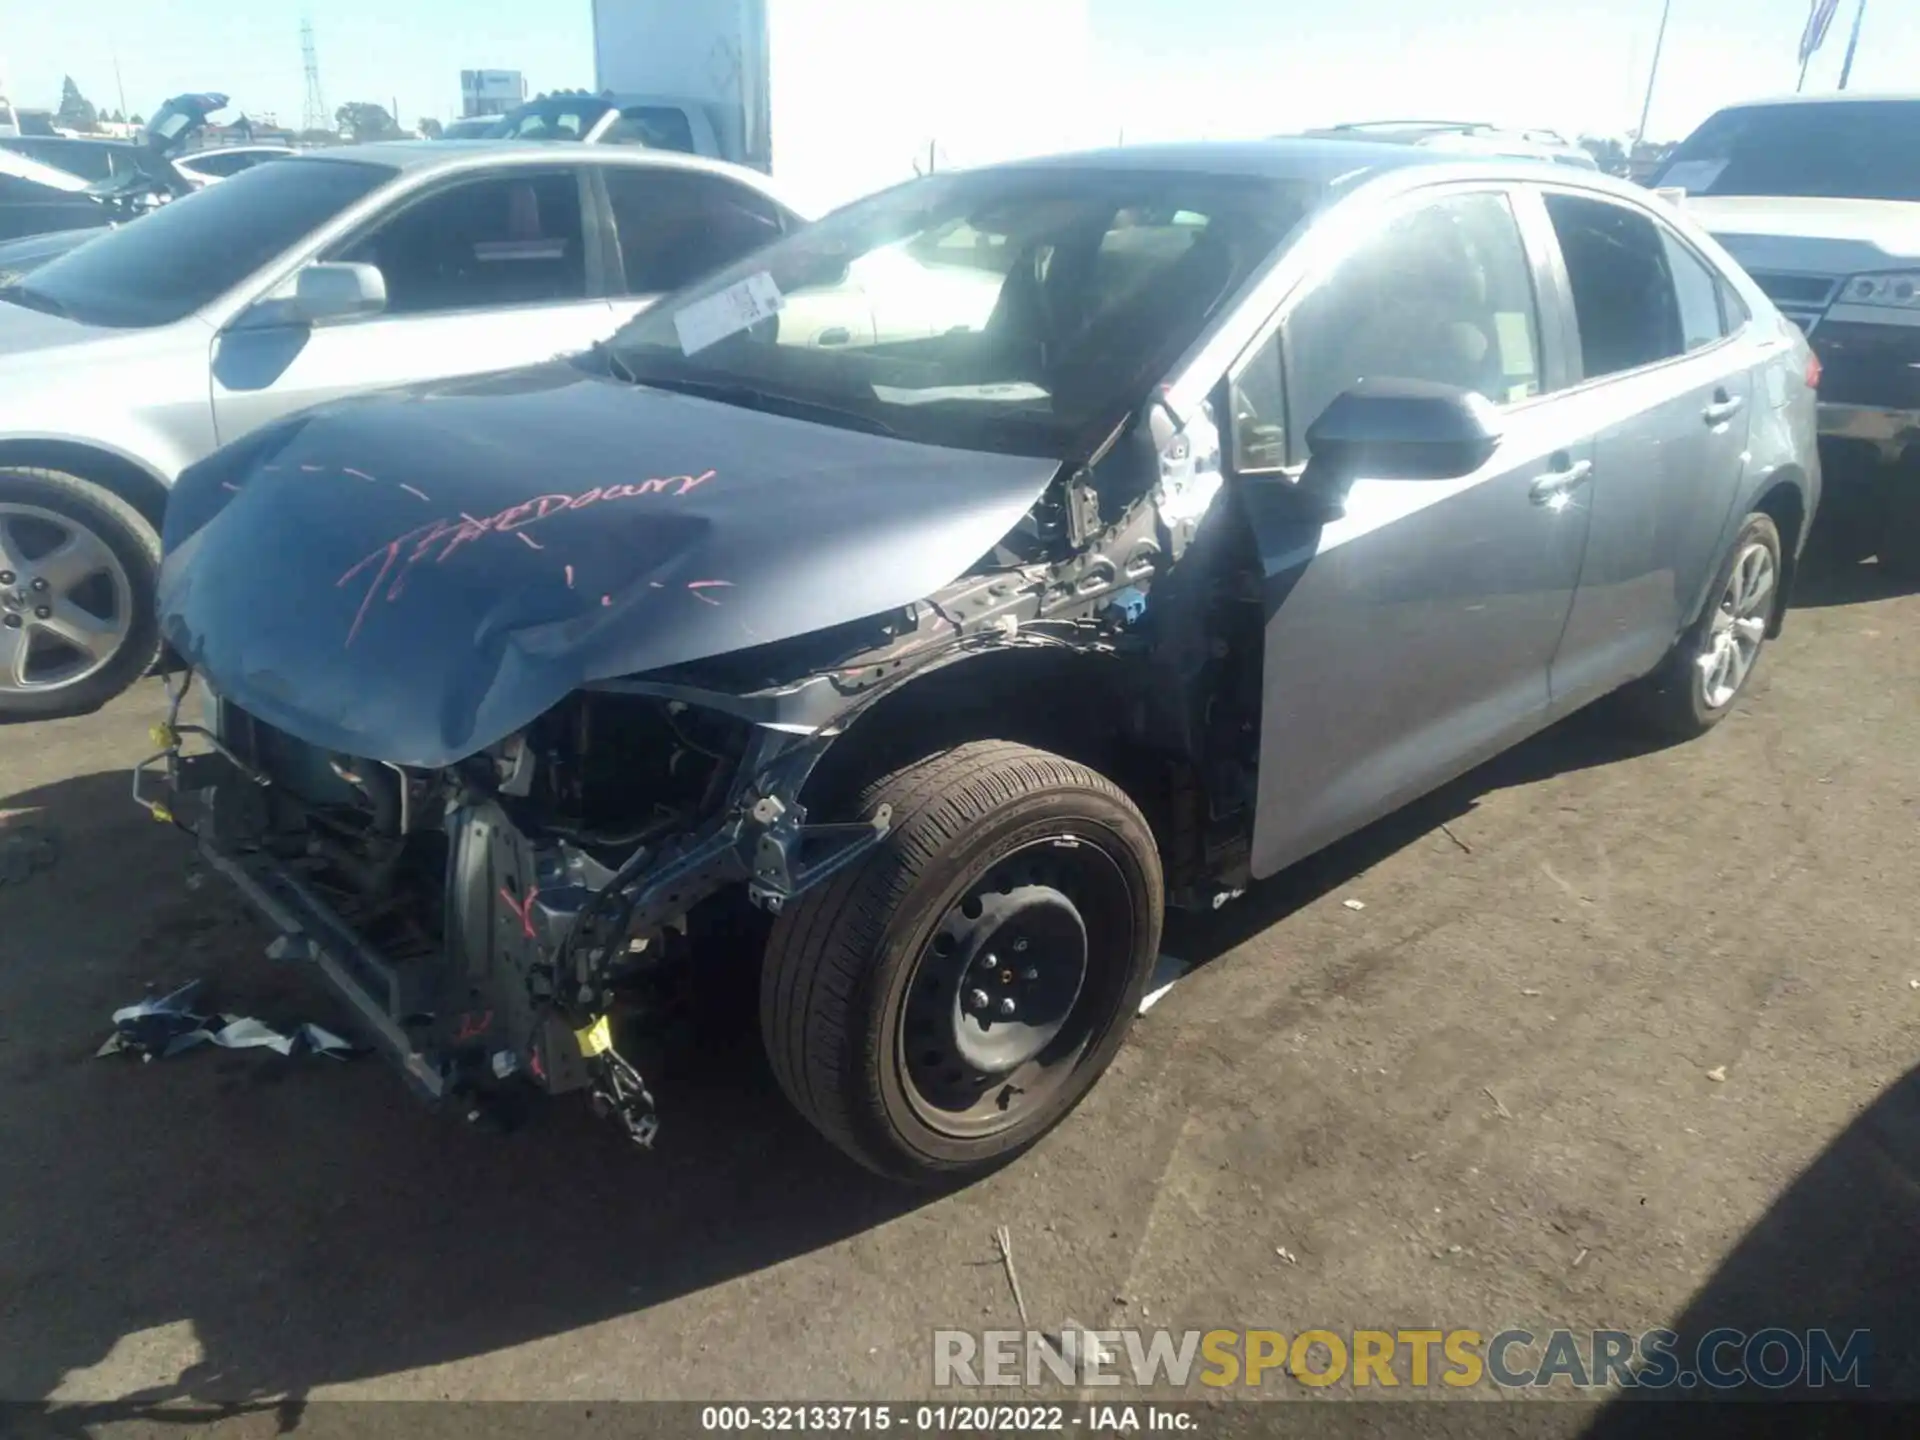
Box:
[0,140,806,718]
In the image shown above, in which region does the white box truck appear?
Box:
[566,0,1103,215]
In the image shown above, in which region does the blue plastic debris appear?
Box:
[1107,587,1149,626]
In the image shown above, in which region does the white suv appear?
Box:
[1653,94,1920,572]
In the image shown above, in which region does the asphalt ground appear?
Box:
[2,546,1917,1438]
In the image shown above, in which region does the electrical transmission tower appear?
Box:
[301,19,328,135]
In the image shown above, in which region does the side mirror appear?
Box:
[1303,378,1501,489]
[291,262,387,323]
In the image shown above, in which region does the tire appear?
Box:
[1617,512,1782,740]
[761,741,1163,1185]
[0,467,162,721]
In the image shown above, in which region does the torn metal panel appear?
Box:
[97,979,357,1062]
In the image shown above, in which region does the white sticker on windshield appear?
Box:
[673,272,785,356]
[1655,160,1728,194]
[870,382,1051,407]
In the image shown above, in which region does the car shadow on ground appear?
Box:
[1789,553,1918,611]
[1576,1062,1920,1431]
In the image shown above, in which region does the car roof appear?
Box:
[281,139,813,214]
[1708,92,1920,111]
[996,137,1448,186]
[324,138,748,174]
[2,133,138,149]
[990,138,1664,213]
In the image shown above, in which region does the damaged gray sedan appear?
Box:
[139,140,1820,1182]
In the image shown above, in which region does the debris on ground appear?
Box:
[1138,953,1190,1014]
[1275,1246,1299,1265]
[1440,824,1472,855]
[0,817,58,887]
[1521,988,1543,997]
[96,980,357,1062]
[1342,898,1366,911]
[1052,1321,1117,1369]
[993,1225,1031,1329]
[1706,1065,1728,1083]
[1483,1085,1513,1119]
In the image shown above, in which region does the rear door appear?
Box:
[1535,190,1756,708]
[1235,185,1597,879]
[211,165,615,443]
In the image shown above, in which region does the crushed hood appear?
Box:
[160,362,1062,767]
[1679,195,1920,276]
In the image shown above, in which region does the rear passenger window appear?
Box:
[1544,193,1688,378]
[601,168,788,293]
[1661,231,1728,352]
[1285,191,1545,448]
[1718,278,1751,330]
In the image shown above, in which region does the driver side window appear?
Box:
[331,170,587,316]
[1274,191,1545,464]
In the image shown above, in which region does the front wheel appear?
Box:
[1617,512,1782,739]
[761,741,1164,1185]
[0,468,161,721]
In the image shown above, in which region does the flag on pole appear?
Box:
[1799,0,1841,64]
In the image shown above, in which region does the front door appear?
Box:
[1536,191,1759,707]
[211,167,616,445]
[1235,188,1597,879]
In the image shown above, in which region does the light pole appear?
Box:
[1838,0,1868,89]
[1635,0,1674,151]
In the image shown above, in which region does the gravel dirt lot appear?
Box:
[2,551,1917,1431]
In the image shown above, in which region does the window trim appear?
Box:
[1221,182,1563,471]
[312,163,605,323]
[588,161,798,299]
[1531,182,1749,394]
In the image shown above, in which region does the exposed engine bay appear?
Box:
[134,395,1268,1150]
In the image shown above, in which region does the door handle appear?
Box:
[1702,389,1744,426]
[1529,458,1593,504]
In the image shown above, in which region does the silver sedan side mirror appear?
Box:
[292,262,387,324]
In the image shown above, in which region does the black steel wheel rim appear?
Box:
[895,832,1136,1139]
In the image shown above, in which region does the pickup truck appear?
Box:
[1652,95,1920,572]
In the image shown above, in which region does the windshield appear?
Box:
[604,167,1317,457]
[1656,101,1920,202]
[5,156,395,328]
[492,97,612,142]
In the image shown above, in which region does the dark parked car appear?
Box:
[139,139,1820,1182]
[0,148,102,242]
[0,134,147,184]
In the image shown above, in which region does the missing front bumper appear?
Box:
[130,679,896,1144]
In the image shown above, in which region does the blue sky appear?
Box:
[1,0,1909,143]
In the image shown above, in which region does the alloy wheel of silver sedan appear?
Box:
[0,502,137,697]
[1697,539,1775,711]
